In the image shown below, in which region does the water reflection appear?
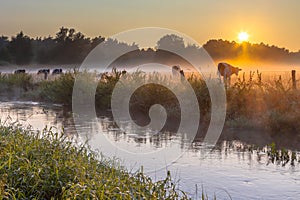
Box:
[0,101,300,199]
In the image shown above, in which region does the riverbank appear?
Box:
[0,124,189,199]
[1,69,300,136]
[1,101,300,199]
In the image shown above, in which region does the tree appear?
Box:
[0,36,11,62]
[51,27,92,63]
[156,34,185,51]
[91,36,105,50]
[8,32,33,65]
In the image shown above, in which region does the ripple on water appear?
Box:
[0,101,300,200]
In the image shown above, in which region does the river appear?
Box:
[0,101,299,199]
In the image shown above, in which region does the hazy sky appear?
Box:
[1,0,300,51]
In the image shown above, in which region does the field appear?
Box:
[0,69,299,135]
[0,69,299,199]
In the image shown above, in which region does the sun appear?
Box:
[238,31,249,42]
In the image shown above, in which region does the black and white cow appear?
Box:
[37,69,50,79]
[37,69,50,75]
[52,68,63,75]
[218,62,241,86]
[14,69,26,74]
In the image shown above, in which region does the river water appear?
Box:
[0,101,299,199]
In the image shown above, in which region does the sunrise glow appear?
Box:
[238,31,249,42]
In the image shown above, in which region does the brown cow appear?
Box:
[218,62,241,86]
[172,65,185,82]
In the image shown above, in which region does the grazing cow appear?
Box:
[172,65,180,76]
[52,68,63,75]
[218,62,241,86]
[37,69,50,74]
[121,69,127,76]
[37,69,50,79]
[179,69,185,78]
[172,65,185,77]
[172,65,185,82]
[14,69,26,74]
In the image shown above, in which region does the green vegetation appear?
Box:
[0,73,33,90]
[221,141,300,167]
[0,124,189,199]
[0,73,34,101]
[0,69,299,135]
[226,71,300,133]
[38,71,76,105]
[265,142,299,166]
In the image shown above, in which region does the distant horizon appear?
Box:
[1,1,300,51]
[1,28,299,53]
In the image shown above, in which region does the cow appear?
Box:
[218,62,241,86]
[37,69,50,79]
[172,65,185,80]
[172,65,180,76]
[37,69,50,74]
[14,69,26,74]
[52,68,63,75]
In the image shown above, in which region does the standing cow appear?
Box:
[14,69,26,74]
[172,65,185,81]
[52,68,63,75]
[218,62,241,86]
[37,69,50,80]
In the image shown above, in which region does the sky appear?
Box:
[1,0,300,51]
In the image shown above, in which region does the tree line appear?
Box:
[203,39,300,63]
[0,27,300,65]
[0,27,106,65]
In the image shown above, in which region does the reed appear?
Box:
[0,124,189,199]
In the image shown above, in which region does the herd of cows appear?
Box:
[14,68,63,75]
[10,62,242,83]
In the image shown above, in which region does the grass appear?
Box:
[38,71,76,105]
[0,73,33,94]
[220,141,300,167]
[0,124,190,199]
[265,142,299,166]
[0,69,299,134]
[226,71,300,133]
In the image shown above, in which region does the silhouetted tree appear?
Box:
[91,36,105,49]
[48,27,94,63]
[8,32,33,65]
[35,36,56,63]
[1,28,300,66]
[156,34,185,50]
[0,36,11,62]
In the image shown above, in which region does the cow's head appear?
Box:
[234,67,242,75]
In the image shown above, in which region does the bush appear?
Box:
[39,71,76,105]
[0,124,188,199]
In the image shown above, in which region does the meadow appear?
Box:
[0,69,299,199]
[0,69,299,135]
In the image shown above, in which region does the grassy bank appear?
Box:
[0,69,300,134]
[0,124,189,199]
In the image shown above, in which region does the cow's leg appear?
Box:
[218,71,222,83]
[223,74,227,88]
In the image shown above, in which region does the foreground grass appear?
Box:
[0,124,189,199]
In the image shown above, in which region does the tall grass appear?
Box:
[38,70,76,105]
[0,124,189,199]
[0,73,34,99]
[227,71,300,133]
[0,69,299,134]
